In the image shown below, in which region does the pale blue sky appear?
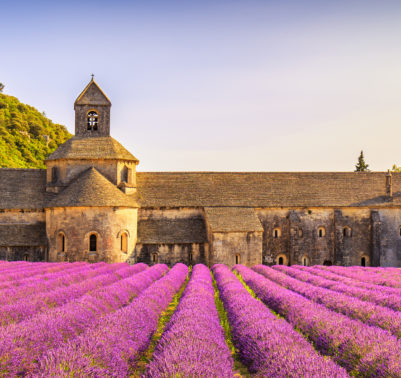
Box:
[2,0,401,171]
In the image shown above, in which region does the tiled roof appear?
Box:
[137,218,207,244]
[0,169,49,209]
[0,222,47,246]
[47,167,138,208]
[204,207,263,232]
[135,172,401,208]
[46,136,138,162]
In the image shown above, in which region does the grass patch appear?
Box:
[212,272,251,377]
[132,267,191,376]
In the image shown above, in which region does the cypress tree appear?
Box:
[355,150,370,172]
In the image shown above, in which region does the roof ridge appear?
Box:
[74,79,111,105]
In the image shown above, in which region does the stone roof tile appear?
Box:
[47,167,138,208]
[46,136,138,162]
[205,207,263,232]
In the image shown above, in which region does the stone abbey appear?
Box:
[1,79,401,267]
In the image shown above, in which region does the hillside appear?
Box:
[0,92,71,168]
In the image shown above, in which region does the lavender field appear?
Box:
[0,261,400,376]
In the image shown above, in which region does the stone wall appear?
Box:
[135,243,208,266]
[209,231,263,267]
[375,209,401,267]
[256,208,374,266]
[46,159,137,190]
[0,246,46,261]
[46,206,137,263]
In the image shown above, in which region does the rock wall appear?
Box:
[46,207,137,263]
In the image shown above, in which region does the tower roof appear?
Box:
[74,78,111,106]
[46,136,139,162]
[47,167,138,208]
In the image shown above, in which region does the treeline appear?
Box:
[0,91,71,168]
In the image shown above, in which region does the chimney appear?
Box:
[386,170,393,198]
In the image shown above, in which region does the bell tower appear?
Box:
[74,76,111,137]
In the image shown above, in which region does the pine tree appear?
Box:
[355,150,370,172]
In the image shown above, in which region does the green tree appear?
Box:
[355,150,370,172]
[391,164,401,172]
[0,83,4,93]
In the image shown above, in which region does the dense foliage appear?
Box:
[0,92,71,168]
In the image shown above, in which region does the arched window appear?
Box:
[298,228,303,238]
[302,256,309,266]
[23,253,29,261]
[276,254,288,266]
[188,251,193,264]
[318,227,326,238]
[51,166,58,184]
[57,232,65,253]
[121,166,129,183]
[120,232,128,253]
[151,253,158,264]
[235,254,241,265]
[273,227,281,239]
[89,234,97,252]
[343,227,352,237]
[361,255,370,267]
[399,226,401,237]
[87,111,98,131]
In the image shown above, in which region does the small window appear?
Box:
[323,260,332,266]
[89,234,97,252]
[51,167,58,184]
[57,232,65,253]
[87,111,98,131]
[121,166,129,184]
[23,253,29,261]
[273,228,281,239]
[302,256,309,266]
[120,232,128,253]
[318,227,326,238]
[298,228,303,238]
[151,253,158,264]
[235,254,241,265]
[276,254,288,266]
[343,227,352,237]
[360,255,370,267]
[188,251,193,264]
[399,226,401,237]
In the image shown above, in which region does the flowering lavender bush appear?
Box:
[298,265,401,297]
[0,263,166,376]
[38,263,189,377]
[319,265,401,288]
[145,264,235,377]
[236,264,401,376]
[0,263,148,325]
[213,264,348,377]
[264,265,401,336]
[276,265,401,312]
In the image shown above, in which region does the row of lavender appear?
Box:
[0,261,400,376]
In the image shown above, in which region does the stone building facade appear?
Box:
[1,79,401,267]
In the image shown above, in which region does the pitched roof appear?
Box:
[0,222,47,246]
[0,169,49,209]
[74,79,111,106]
[205,207,263,232]
[135,172,401,208]
[46,136,139,162]
[47,167,138,208]
[137,218,207,244]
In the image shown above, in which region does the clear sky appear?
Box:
[1,0,401,171]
